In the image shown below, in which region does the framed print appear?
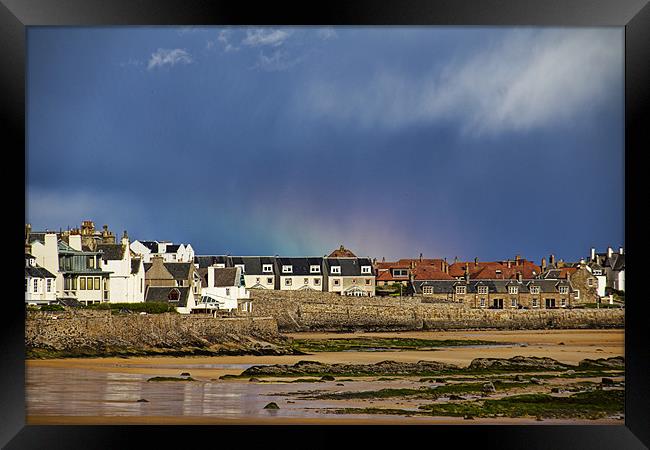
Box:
[2,0,648,448]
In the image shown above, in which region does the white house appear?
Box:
[230,256,278,290]
[131,240,195,263]
[197,266,249,312]
[590,247,625,293]
[25,253,57,305]
[276,257,324,291]
[97,231,145,303]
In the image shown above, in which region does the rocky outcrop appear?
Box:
[468,356,571,371]
[26,310,290,357]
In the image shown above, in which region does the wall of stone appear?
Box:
[26,310,279,352]
[249,290,624,332]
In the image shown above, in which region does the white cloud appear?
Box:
[316,28,338,40]
[297,29,622,136]
[242,28,291,47]
[147,48,193,70]
[254,49,301,72]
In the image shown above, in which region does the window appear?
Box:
[314,278,321,285]
[559,286,569,294]
[495,270,502,276]
[574,289,580,299]
[263,264,273,273]
[478,286,488,295]
[282,265,293,274]
[361,266,371,274]
[593,270,602,275]
[285,278,292,286]
[226,288,230,296]
[530,286,540,295]
[333,279,340,286]
[352,279,357,284]
[508,286,518,295]
[455,285,466,295]
[267,277,274,284]
[88,257,95,268]
[304,278,309,285]
[72,277,77,290]
[532,298,538,307]
[94,277,100,290]
[176,280,183,287]
[393,269,407,277]
[235,264,245,273]
[33,279,38,292]
[560,298,567,307]
[168,288,180,301]
[511,298,517,307]
[587,279,593,287]
[256,277,261,283]
[171,254,176,260]
[310,265,321,273]
[331,266,341,274]
[423,286,433,295]
[80,277,86,290]
[480,298,486,307]
[365,279,371,285]
[46,279,52,293]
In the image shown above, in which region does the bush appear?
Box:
[85,302,177,314]
[40,304,65,311]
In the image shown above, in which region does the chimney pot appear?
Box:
[619,247,624,255]
[607,247,613,258]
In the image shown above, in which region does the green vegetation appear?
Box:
[312,382,487,400]
[290,337,508,353]
[39,304,65,311]
[147,376,196,382]
[83,302,178,314]
[330,389,624,420]
[418,389,624,419]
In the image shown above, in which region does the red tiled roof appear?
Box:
[328,245,357,258]
[412,266,455,280]
[448,260,541,279]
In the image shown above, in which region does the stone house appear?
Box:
[144,256,202,313]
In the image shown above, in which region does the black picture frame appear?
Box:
[2,0,648,448]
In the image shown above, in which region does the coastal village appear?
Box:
[24,220,625,314]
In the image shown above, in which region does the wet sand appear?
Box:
[26,329,624,425]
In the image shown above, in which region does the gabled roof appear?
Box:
[165,244,180,253]
[214,267,239,287]
[144,262,192,280]
[328,245,357,258]
[412,266,454,280]
[230,256,277,275]
[138,241,159,252]
[194,255,230,269]
[131,258,142,274]
[97,243,126,261]
[144,286,191,307]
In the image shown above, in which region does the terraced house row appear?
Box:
[25,220,623,312]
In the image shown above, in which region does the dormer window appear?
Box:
[282,265,293,274]
[423,286,433,295]
[508,286,518,295]
[262,264,273,273]
[310,265,321,274]
[168,288,180,302]
[478,286,488,295]
[455,286,466,295]
[559,286,569,294]
[235,264,245,273]
[393,269,408,277]
[495,270,502,276]
[361,266,372,274]
[593,270,602,275]
[331,266,341,274]
[530,286,540,295]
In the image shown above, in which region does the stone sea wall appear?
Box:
[26,310,279,353]
[249,290,624,332]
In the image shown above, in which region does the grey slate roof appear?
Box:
[145,286,191,307]
[165,244,180,253]
[25,266,56,279]
[214,268,239,287]
[97,243,126,261]
[131,258,142,274]
[139,241,159,252]
[412,278,571,295]
[276,257,323,276]
[325,257,373,276]
[144,262,192,280]
[231,256,277,275]
[194,255,230,268]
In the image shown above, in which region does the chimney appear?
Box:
[443,258,448,273]
[208,266,216,288]
[549,254,555,266]
[590,247,596,261]
[541,257,547,271]
[454,256,458,263]
[607,247,613,258]
[69,234,82,251]
[517,272,522,282]
[419,253,423,262]
[507,260,511,268]
[382,256,385,263]
[515,255,521,266]
[619,247,624,255]
[474,257,478,266]
[122,230,129,246]
[464,270,470,283]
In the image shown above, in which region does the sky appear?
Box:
[26,26,624,263]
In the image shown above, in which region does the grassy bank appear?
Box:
[290,337,510,353]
